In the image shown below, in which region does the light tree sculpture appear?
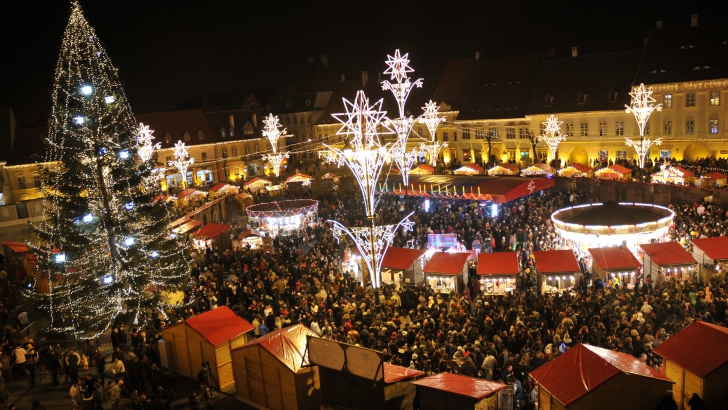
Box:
[324,91,414,288]
[135,123,161,163]
[418,100,447,168]
[625,83,662,170]
[261,114,290,178]
[169,141,194,188]
[538,115,567,162]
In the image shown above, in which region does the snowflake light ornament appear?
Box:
[169,140,194,188]
[537,115,567,161]
[135,122,160,163]
[419,100,446,142]
[262,114,287,153]
[624,83,663,169]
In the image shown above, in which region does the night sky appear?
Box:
[1,0,726,126]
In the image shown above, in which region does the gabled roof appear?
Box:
[635,20,728,85]
[588,247,642,271]
[477,252,520,276]
[7,125,48,166]
[533,250,580,274]
[654,321,728,377]
[136,109,217,150]
[458,53,547,120]
[194,223,231,240]
[608,164,632,174]
[690,236,728,261]
[382,247,427,270]
[383,363,424,383]
[185,306,254,346]
[423,252,470,275]
[412,372,506,399]
[531,344,672,407]
[640,242,697,266]
[567,163,592,173]
[433,57,477,111]
[236,323,315,373]
[705,172,727,180]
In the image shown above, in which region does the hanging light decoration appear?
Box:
[418,100,447,168]
[625,84,663,169]
[169,140,194,188]
[135,122,160,163]
[538,115,567,161]
[261,114,290,178]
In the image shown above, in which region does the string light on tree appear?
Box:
[537,115,567,161]
[418,100,447,167]
[624,83,663,169]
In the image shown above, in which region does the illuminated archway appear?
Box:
[569,147,589,166]
[682,142,710,162]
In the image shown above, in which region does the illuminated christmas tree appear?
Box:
[28,2,189,337]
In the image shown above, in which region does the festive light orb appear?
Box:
[102,275,114,285]
[124,202,134,210]
[119,150,129,159]
[124,237,135,246]
[104,95,115,104]
[99,147,107,155]
[73,116,85,125]
[55,254,66,263]
[81,85,93,95]
[82,213,94,223]
[150,251,159,258]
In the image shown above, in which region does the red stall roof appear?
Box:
[238,324,315,373]
[423,252,470,275]
[465,163,484,172]
[412,372,507,399]
[654,321,728,377]
[690,236,728,261]
[531,344,672,407]
[569,163,592,173]
[588,247,642,271]
[185,306,254,346]
[477,252,520,276]
[415,164,435,173]
[382,247,427,270]
[177,188,205,199]
[640,242,696,266]
[194,223,231,240]
[608,164,632,174]
[383,363,424,383]
[2,241,29,253]
[533,250,580,274]
[705,172,727,180]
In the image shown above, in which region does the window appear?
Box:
[221,148,228,159]
[442,131,449,142]
[577,91,588,104]
[488,128,498,139]
[0,193,4,206]
[615,121,624,136]
[198,130,205,140]
[165,156,171,165]
[565,124,574,137]
[306,99,311,107]
[164,133,171,144]
[607,89,618,103]
[539,123,546,135]
[244,124,253,135]
[518,127,529,139]
[710,91,720,106]
[462,149,471,162]
[245,145,250,155]
[710,119,719,134]
[663,94,672,108]
[616,150,626,160]
[32,173,40,188]
[462,129,471,140]
[220,127,226,138]
[663,121,672,135]
[183,131,190,142]
[686,119,695,134]
[686,93,696,107]
[506,128,516,139]
[285,102,290,108]
[660,150,671,159]
[254,144,259,154]
[232,147,238,157]
[598,122,607,136]
[286,116,290,125]
[580,123,588,137]
[201,152,208,161]
[452,131,458,141]
[229,128,234,137]
[645,122,651,135]
[544,94,553,106]
[17,175,26,189]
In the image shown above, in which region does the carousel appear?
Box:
[245,199,318,237]
[552,201,674,254]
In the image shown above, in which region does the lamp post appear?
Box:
[625,83,662,178]
[324,91,414,288]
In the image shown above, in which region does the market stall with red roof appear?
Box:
[243,176,271,192]
[587,246,642,286]
[476,252,520,294]
[531,344,672,409]
[698,171,727,187]
[208,182,238,198]
[410,164,435,175]
[690,236,728,282]
[559,163,592,178]
[161,306,254,391]
[533,250,581,292]
[411,372,507,410]
[522,163,555,176]
[192,222,232,251]
[654,321,728,410]
[381,247,427,286]
[232,324,320,410]
[639,242,697,286]
[594,164,632,180]
[286,172,314,186]
[453,163,484,175]
[652,165,694,185]
[487,163,520,176]
[423,252,471,294]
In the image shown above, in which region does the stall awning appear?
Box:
[238,229,262,240]
[423,252,469,275]
[2,241,29,253]
[588,247,642,271]
[639,242,696,266]
[453,163,483,175]
[382,247,427,270]
[194,223,231,240]
[569,163,591,173]
[244,177,271,187]
[533,250,580,274]
[383,363,424,383]
[209,183,237,193]
[608,164,632,174]
[185,306,254,346]
[286,172,314,183]
[172,220,203,235]
[411,372,507,399]
[690,236,728,261]
[654,321,728,377]
[237,323,315,373]
[531,344,671,407]
[410,164,434,174]
[477,252,519,275]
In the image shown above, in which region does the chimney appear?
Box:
[691,14,698,27]
[341,74,346,81]
[362,71,369,87]
[547,47,555,57]
[475,51,481,60]
[571,46,578,57]
[307,56,314,63]
[229,115,235,128]
[320,54,328,66]
[252,114,257,127]
[656,20,663,29]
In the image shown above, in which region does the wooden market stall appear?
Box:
[307,338,423,410]
[587,246,642,286]
[381,247,427,286]
[651,165,695,185]
[453,163,484,175]
[690,236,728,282]
[176,188,207,205]
[594,164,632,180]
[233,229,264,250]
[286,172,314,186]
[653,321,728,410]
[423,252,470,295]
[533,250,580,293]
[411,373,507,410]
[522,163,555,176]
[235,192,254,210]
[232,324,320,410]
[208,183,238,198]
[171,219,203,238]
[699,171,727,188]
[192,223,232,251]
[487,163,520,176]
[476,252,519,294]
[161,306,253,392]
[410,164,435,175]
[559,163,592,178]
[531,344,673,410]
[639,242,697,286]
[244,177,271,192]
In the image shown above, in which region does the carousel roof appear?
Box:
[558,201,665,226]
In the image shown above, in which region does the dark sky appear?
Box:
[1,0,726,126]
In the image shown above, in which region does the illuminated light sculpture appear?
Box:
[418,100,447,168]
[624,83,663,170]
[135,122,160,163]
[261,114,290,178]
[324,90,414,288]
[170,140,194,188]
[381,49,424,186]
[538,115,567,161]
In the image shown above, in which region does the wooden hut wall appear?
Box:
[559,372,670,410]
[643,254,661,287]
[664,361,685,410]
[186,328,219,386]
[417,386,477,410]
[690,247,716,283]
[318,367,387,410]
[702,362,728,410]
[232,347,268,407]
[161,324,192,378]
[293,367,321,410]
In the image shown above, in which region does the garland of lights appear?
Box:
[537,115,567,161]
[261,113,290,177]
[27,2,190,338]
[624,84,663,169]
[324,90,414,288]
[418,100,447,167]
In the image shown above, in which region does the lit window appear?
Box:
[519,127,529,139]
[442,131,449,142]
[686,120,694,134]
[663,94,672,108]
[539,123,546,135]
[710,91,720,106]
[663,121,672,135]
[17,175,26,189]
[245,145,250,155]
[580,123,589,137]
[462,129,470,140]
[709,119,719,134]
[686,93,696,107]
[476,129,485,139]
[222,148,228,159]
[232,147,238,157]
[220,127,226,138]
[229,128,234,137]
[244,125,253,135]
[565,124,574,137]
[506,128,515,140]
[615,121,624,136]
[488,128,498,139]
[599,122,607,136]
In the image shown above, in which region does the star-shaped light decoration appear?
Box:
[262,114,287,153]
[383,49,415,84]
[625,83,662,137]
[419,100,446,141]
[331,91,391,150]
[135,122,160,162]
[538,115,567,161]
[169,140,194,188]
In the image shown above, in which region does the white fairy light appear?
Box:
[538,115,567,161]
[624,84,663,169]
[264,151,290,178]
[170,140,194,188]
[418,100,447,167]
[262,113,290,177]
[136,122,160,163]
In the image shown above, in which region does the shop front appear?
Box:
[533,250,581,293]
[423,252,470,295]
[476,252,520,294]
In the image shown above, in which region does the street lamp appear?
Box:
[625,84,663,176]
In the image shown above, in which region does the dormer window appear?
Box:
[197,130,204,140]
[266,104,271,110]
[229,128,234,137]
[243,123,254,135]
[285,102,291,108]
[679,44,695,49]
[694,65,711,70]
[164,133,171,144]
[607,89,618,103]
[183,131,190,142]
[577,91,588,105]
[306,99,311,107]
[220,127,226,138]
[544,93,553,106]
[406,109,411,115]
[651,69,667,74]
